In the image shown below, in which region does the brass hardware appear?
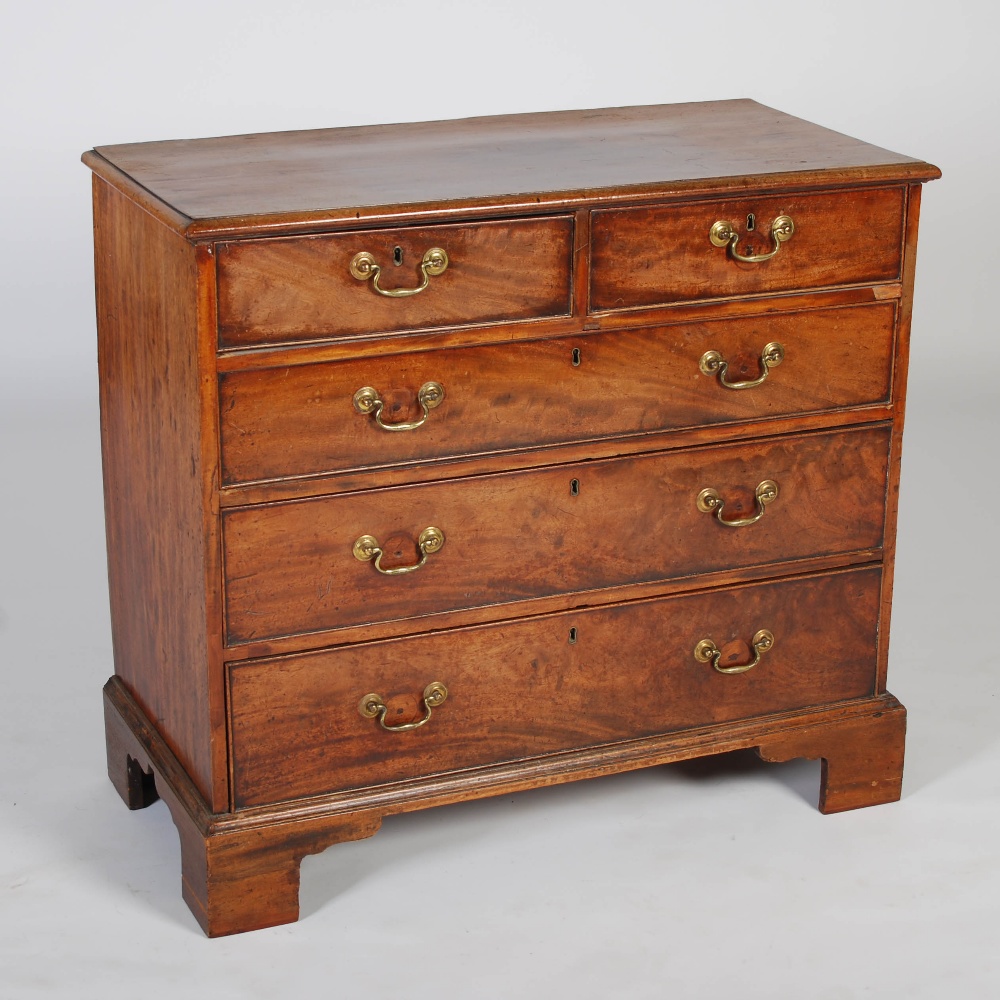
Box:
[709,215,795,263]
[572,348,582,367]
[694,630,774,675]
[699,342,785,390]
[358,681,448,732]
[697,480,778,527]
[353,381,444,431]
[393,245,403,265]
[353,526,445,575]
[569,627,578,644]
[570,478,580,496]
[349,247,448,297]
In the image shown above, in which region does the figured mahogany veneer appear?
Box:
[230,566,882,807]
[219,301,897,486]
[590,187,905,310]
[222,425,890,643]
[86,101,938,936]
[217,216,574,348]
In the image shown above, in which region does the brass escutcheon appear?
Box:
[353,381,444,431]
[358,681,448,732]
[353,526,445,576]
[699,342,784,390]
[349,247,448,297]
[709,215,795,263]
[697,480,778,528]
[694,630,775,675]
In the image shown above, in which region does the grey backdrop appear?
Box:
[2,1,997,996]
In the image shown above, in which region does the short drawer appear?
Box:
[219,302,896,486]
[229,565,881,806]
[590,187,905,311]
[216,216,574,349]
[222,425,889,644]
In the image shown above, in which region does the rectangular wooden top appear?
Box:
[83,100,939,239]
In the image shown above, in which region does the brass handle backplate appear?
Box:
[699,342,784,390]
[353,381,444,431]
[709,215,795,263]
[358,681,448,732]
[353,526,445,575]
[349,247,449,297]
[697,480,778,527]
[694,630,775,675]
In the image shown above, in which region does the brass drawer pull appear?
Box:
[358,682,448,732]
[699,342,784,390]
[697,480,778,527]
[353,381,444,431]
[709,215,795,263]
[353,526,445,575]
[694,630,775,675]
[349,247,449,297]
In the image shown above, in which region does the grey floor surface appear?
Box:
[1,361,997,998]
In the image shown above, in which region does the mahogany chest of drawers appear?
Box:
[85,100,939,936]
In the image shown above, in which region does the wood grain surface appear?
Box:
[876,184,924,694]
[590,187,905,310]
[216,216,574,347]
[758,699,906,814]
[228,566,881,806]
[106,670,905,935]
[222,425,890,644]
[93,178,221,806]
[219,302,896,486]
[104,679,380,936]
[87,100,935,935]
[84,101,938,238]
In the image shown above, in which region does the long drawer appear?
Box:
[219,302,896,486]
[222,425,890,644]
[228,566,882,807]
[590,187,905,311]
[216,216,574,349]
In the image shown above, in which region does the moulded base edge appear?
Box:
[103,675,905,936]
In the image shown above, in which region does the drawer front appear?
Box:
[223,425,889,644]
[217,216,574,349]
[590,187,905,311]
[219,302,895,486]
[229,566,881,806]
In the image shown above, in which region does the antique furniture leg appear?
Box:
[105,705,158,812]
[104,678,381,936]
[757,696,907,813]
[179,816,381,937]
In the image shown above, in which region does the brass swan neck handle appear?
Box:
[353,527,445,576]
[697,480,778,528]
[709,215,795,263]
[353,382,444,432]
[358,682,448,731]
[694,630,775,675]
[350,247,449,297]
[699,342,784,390]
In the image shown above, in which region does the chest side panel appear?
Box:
[93,179,222,808]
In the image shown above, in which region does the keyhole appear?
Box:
[571,348,582,367]
[569,627,578,644]
[393,246,403,266]
[570,478,580,496]
[746,213,756,232]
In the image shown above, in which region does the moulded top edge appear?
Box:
[82,100,940,239]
